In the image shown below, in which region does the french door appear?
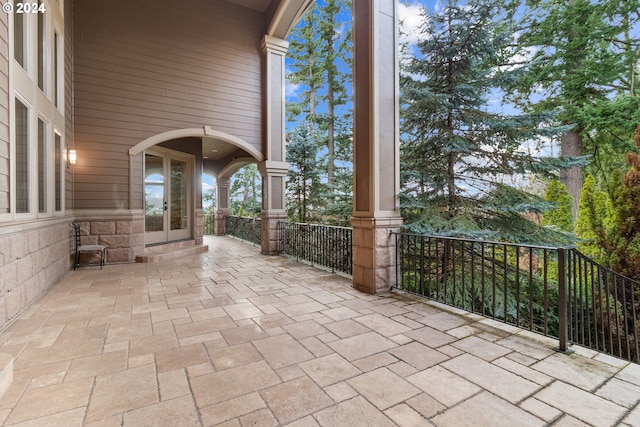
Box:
[144,148,192,245]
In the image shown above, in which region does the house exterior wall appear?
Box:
[0,8,8,214]
[0,0,326,329]
[0,0,71,328]
[64,0,73,208]
[71,0,267,261]
[72,0,265,211]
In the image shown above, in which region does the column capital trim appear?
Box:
[262,35,289,56]
[351,216,403,229]
[258,160,290,175]
[216,177,231,186]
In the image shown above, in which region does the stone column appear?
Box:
[260,35,289,255]
[351,0,403,294]
[215,177,231,236]
[259,161,288,255]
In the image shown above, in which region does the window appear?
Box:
[38,2,45,91]
[15,99,29,213]
[38,119,46,213]
[8,1,65,220]
[14,13,25,68]
[55,133,61,211]
[54,32,60,108]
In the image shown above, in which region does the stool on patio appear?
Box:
[70,222,106,270]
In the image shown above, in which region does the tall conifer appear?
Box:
[400,0,572,244]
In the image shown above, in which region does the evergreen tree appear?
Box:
[287,7,323,124]
[400,0,571,244]
[604,124,640,280]
[575,174,613,259]
[203,187,216,215]
[286,125,325,223]
[286,0,353,222]
[322,128,353,226]
[316,0,351,185]
[509,0,639,217]
[230,165,261,217]
[585,0,640,190]
[541,180,573,232]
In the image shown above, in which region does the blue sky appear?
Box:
[203,0,445,205]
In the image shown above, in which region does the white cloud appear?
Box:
[286,80,301,98]
[399,2,425,46]
[285,65,302,98]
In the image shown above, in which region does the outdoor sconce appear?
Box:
[68,149,77,165]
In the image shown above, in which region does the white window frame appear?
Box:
[53,130,64,213]
[3,0,66,222]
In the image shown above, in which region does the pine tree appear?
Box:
[286,125,325,223]
[575,174,613,259]
[541,180,574,232]
[605,124,640,280]
[509,0,638,217]
[230,165,261,217]
[287,7,323,125]
[316,0,351,186]
[400,0,572,245]
[286,0,353,221]
[287,0,351,178]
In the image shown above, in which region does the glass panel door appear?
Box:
[145,153,166,244]
[144,149,192,245]
[168,158,190,241]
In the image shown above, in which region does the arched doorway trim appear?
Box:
[218,157,257,180]
[267,0,315,39]
[128,126,264,162]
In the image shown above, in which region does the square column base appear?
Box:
[215,210,230,236]
[261,212,287,255]
[351,216,403,294]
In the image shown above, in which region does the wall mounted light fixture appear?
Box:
[68,149,77,165]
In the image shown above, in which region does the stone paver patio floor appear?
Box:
[1,236,639,426]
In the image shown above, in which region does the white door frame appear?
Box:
[144,147,193,245]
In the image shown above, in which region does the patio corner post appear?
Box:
[215,177,231,236]
[557,247,569,353]
[260,35,289,255]
[351,0,403,294]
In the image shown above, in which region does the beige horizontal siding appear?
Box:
[73,0,265,210]
[65,0,73,209]
[0,12,8,214]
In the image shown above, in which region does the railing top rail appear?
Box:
[571,249,640,287]
[278,221,352,231]
[390,230,570,252]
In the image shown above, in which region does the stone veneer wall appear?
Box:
[0,220,71,329]
[261,213,287,255]
[73,215,145,263]
[194,210,204,245]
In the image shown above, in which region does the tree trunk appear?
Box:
[560,130,583,220]
[327,85,335,185]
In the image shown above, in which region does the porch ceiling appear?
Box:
[225,0,272,12]
[202,137,242,161]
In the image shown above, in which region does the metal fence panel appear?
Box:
[278,221,352,276]
[393,232,640,363]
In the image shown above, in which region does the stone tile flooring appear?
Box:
[0,235,639,426]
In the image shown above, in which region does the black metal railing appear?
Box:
[225,215,261,245]
[566,249,640,363]
[203,213,215,235]
[394,232,640,363]
[278,221,352,275]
